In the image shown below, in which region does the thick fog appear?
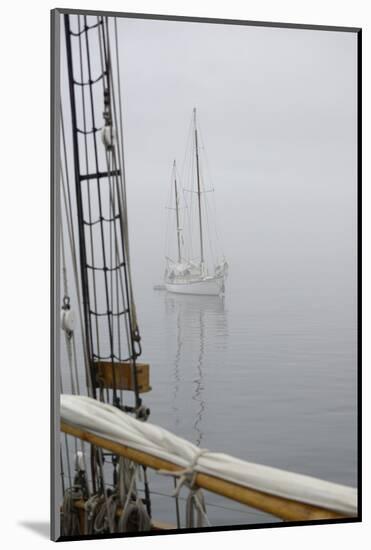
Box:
[111,19,357,303]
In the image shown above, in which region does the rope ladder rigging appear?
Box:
[60,13,153,535]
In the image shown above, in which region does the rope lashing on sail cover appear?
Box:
[159,448,211,528]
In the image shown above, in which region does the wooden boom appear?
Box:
[61,421,352,522]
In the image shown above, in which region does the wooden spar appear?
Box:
[61,421,351,522]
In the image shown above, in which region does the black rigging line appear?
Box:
[101,15,142,409]
[83,214,120,226]
[83,14,118,404]
[100,16,129,405]
[65,12,146,414]
[77,14,104,378]
[60,103,91,389]
[73,72,106,86]
[90,308,129,317]
[102,17,139,358]
[86,262,125,272]
[80,169,120,181]
[113,17,128,370]
[92,352,131,362]
[64,14,96,398]
[100,17,128,405]
[69,20,103,36]
[97,17,125,394]
[76,126,102,135]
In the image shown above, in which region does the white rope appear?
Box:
[61,486,83,536]
[84,494,102,534]
[61,394,357,516]
[186,487,211,528]
[158,448,211,528]
[159,448,209,497]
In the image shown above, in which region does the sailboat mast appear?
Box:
[193,107,204,265]
[173,160,182,263]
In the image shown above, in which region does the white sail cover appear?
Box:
[61,394,357,516]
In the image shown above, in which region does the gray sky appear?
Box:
[61,14,357,310]
[113,18,357,295]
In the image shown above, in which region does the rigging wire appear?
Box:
[83,14,117,400]
[64,14,97,403]
[102,16,143,407]
[59,373,72,489]
[60,218,81,397]
[60,102,93,395]
[164,162,187,265]
[69,20,102,37]
[107,18,133,375]
[61,143,95,486]
[197,124,224,260]
[97,15,125,405]
[112,20,131,390]
[176,110,224,269]
[77,14,102,366]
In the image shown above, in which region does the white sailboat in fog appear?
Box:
[165,108,228,296]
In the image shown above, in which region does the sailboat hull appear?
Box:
[165,275,224,296]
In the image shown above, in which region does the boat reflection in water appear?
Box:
[164,293,228,447]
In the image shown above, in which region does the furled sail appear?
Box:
[62,394,357,518]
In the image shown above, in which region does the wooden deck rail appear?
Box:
[61,421,352,522]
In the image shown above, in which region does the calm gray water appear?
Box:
[126,255,357,526]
